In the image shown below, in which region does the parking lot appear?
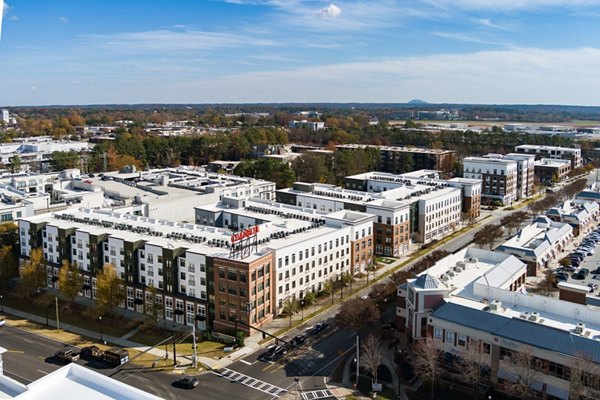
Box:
[553,226,600,295]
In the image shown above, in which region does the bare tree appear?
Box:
[335,297,380,334]
[502,346,543,399]
[282,297,298,327]
[459,339,490,400]
[570,353,600,400]
[472,223,504,250]
[361,333,383,387]
[413,336,441,399]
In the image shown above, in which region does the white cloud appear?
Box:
[59,16,69,24]
[316,3,342,18]
[472,18,511,31]
[85,29,277,53]
[432,31,508,46]
[9,15,17,21]
[423,0,600,12]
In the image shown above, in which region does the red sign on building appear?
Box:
[230,226,260,244]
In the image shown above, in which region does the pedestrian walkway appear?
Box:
[300,389,334,400]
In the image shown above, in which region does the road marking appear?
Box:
[136,376,150,382]
[213,367,287,398]
[301,389,335,400]
[262,362,275,372]
[4,369,32,383]
[36,369,49,375]
[6,350,24,353]
[22,338,33,344]
[239,359,252,366]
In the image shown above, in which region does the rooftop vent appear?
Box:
[489,300,502,312]
[439,274,449,281]
[529,312,540,322]
[454,266,463,273]
[575,323,586,335]
[468,257,478,263]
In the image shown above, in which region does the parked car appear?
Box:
[580,268,590,277]
[588,283,599,292]
[591,268,600,275]
[290,334,306,348]
[573,273,586,280]
[308,322,329,335]
[55,348,80,363]
[81,346,103,360]
[0,318,5,327]
[174,376,199,389]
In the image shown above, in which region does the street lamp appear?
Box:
[98,315,103,342]
[0,294,3,313]
[300,299,305,321]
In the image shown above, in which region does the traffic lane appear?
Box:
[0,325,66,383]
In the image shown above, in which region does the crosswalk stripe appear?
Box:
[213,368,287,397]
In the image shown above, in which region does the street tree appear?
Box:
[413,336,441,399]
[146,286,164,325]
[95,263,125,315]
[20,248,47,296]
[360,334,383,385]
[335,297,380,333]
[282,297,298,327]
[303,291,316,307]
[459,339,490,400]
[472,224,504,250]
[58,260,82,309]
[0,244,17,285]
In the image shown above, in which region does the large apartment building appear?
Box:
[276,177,464,249]
[19,201,373,335]
[463,156,518,205]
[336,144,456,174]
[515,144,582,170]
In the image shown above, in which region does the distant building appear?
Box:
[534,158,571,184]
[463,156,518,205]
[416,109,459,120]
[545,200,599,236]
[1,109,8,124]
[288,120,325,131]
[336,144,456,174]
[515,145,582,169]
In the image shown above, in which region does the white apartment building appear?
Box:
[503,153,536,199]
[463,156,518,205]
[1,109,9,124]
[515,144,582,169]
[417,187,462,243]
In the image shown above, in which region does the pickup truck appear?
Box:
[55,348,80,363]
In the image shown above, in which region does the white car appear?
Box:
[0,318,5,327]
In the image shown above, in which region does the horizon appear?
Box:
[2,1,600,106]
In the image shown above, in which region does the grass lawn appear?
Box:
[2,294,135,338]
[376,257,396,265]
[129,328,226,359]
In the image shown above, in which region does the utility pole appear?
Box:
[55,297,60,332]
[172,331,177,366]
[356,335,360,388]
[192,324,197,369]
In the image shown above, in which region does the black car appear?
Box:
[591,268,600,275]
[259,344,286,362]
[290,334,306,348]
[175,376,199,389]
[580,268,590,277]
[308,322,329,335]
[572,273,586,280]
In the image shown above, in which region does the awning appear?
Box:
[545,384,569,400]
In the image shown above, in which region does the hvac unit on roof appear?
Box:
[529,312,540,322]
[439,274,449,281]
[575,323,586,335]
[489,300,502,312]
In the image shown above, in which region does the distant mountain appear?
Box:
[407,99,428,105]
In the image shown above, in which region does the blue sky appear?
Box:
[1,0,600,106]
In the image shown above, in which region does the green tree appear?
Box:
[95,264,125,315]
[9,155,22,173]
[303,291,316,306]
[0,222,17,247]
[20,248,47,296]
[291,153,333,184]
[58,259,82,309]
[51,151,80,171]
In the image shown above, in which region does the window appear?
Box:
[482,342,491,354]
[445,331,454,343]
[434,328,443,340]
[458,335,466,346]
